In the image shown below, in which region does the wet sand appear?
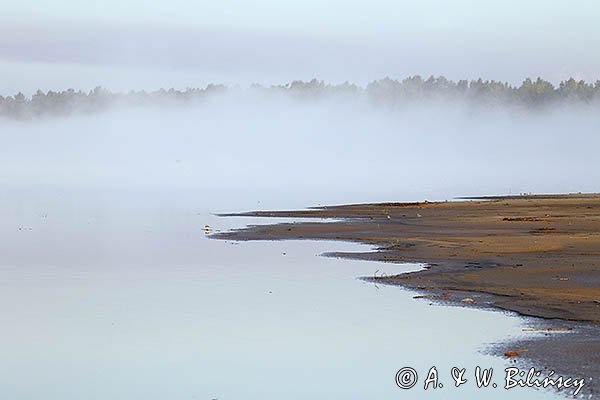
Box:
[214,193,599,395]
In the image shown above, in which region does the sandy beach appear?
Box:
[215,193,600,394]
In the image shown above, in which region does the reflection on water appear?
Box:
[0,189,561,400]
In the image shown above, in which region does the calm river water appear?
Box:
[0,187,563,399]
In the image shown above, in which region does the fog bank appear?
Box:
[2,91,598,211]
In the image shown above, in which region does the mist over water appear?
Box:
[0,92,594,399]
[2,92,599,210]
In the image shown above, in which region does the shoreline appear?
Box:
[213,193,599,395]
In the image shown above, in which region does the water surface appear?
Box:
[0,188,563,399]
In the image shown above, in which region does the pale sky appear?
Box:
[1,0,599,94]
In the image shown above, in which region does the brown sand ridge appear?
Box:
[215,193,600,322]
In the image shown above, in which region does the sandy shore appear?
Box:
[214,193,599,395]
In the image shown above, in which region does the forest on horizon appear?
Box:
[1,75,600,119]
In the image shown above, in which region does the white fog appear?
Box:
[2,93,599,211]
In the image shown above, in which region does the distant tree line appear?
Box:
[1,76,599,119]
[0,84,227,119]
